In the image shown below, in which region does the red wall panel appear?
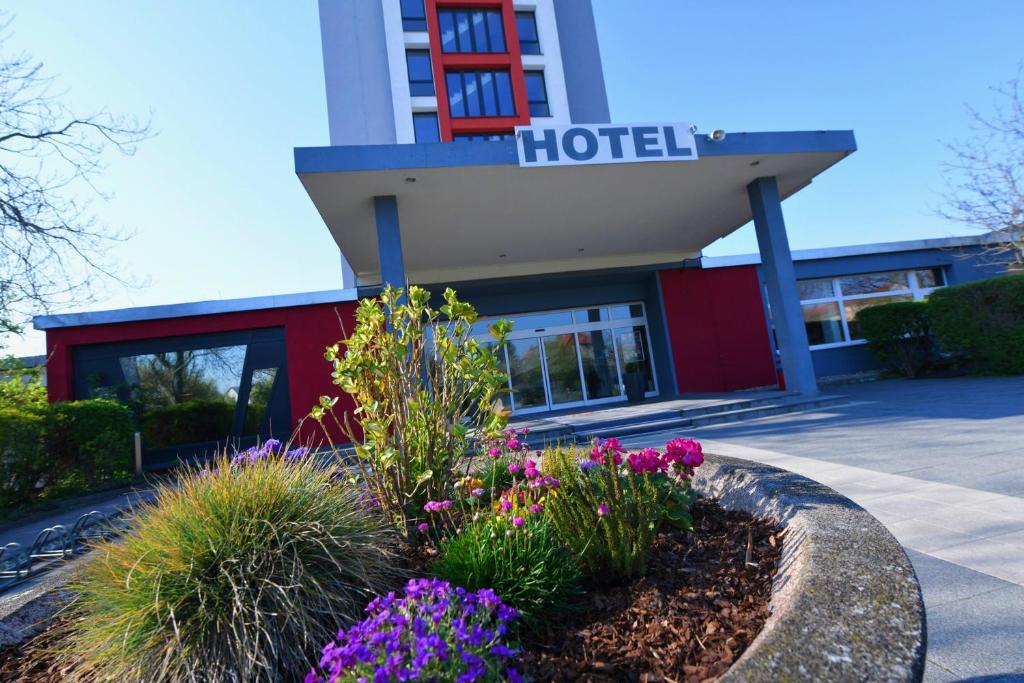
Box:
[45,301,359,445]
[658,266,777,392]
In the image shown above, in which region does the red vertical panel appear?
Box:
[659,266,777,392]
[426,0,530,141]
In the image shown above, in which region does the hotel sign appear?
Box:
[514,123,698,168]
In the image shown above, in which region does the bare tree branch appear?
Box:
[941,66,1024,271]
[0,13,153,338]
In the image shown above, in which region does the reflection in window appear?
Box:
[578,329,620,400]
[614,326,654,393]
[802,303,844,346]
[446,70,515,118]
[844,295,912,340]
[542,333,583,404]
[610,304,645,320]
[837,271,910,296]
[516,11,540,54]
[438,8,505,53]
[797,278,834,300]
[244,367,278,435]
[120,345,246,449]
[507,338,545,410]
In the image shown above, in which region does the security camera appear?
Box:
[707,129,726,142]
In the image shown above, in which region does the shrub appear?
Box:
[62,451,402,682]
[928,274,1024,374]
[140,399,235,449]
[46,399,134,489]
[0,406,47,508]
[306,578,522,683]
[318,286,512,538]
[857,300,934,377]
[544,438,702,582]
[433,513,582,628]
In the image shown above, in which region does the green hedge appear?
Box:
[141,399,234,450]
[0,398,134,509]
[857,301,934,378]
[928,274,1024,374]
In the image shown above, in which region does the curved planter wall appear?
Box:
[693,454,926,683]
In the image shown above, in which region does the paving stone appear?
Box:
[924,584,1024,679]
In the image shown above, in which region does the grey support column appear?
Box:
[374,195,407,293]
[747,177,818,395]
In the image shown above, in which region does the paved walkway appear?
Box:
[621,377,1024,683]
[1,489,154,550]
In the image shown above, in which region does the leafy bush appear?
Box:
[433,513,582,628]
[140,399,235,449]
[928,274,1024,374]
[63,451,401,682]
[318,286,512,538]
[0,406,47,508]
[544,438,702,582]
[307,578,522,683]
[857,300,934,377]
[47,399,134,489]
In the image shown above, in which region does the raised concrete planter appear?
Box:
[694,454,926,683]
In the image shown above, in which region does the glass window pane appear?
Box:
[578,329,621,400]
[838,271,910,296]
[495,71,514,115]
[509,310,574,329]
[914,268,942,289]
[797,277,834,300]
[121,345,247,449]
[524,71,549,117]
[844,295,913,340]
[438,10,456,51]
[802,302,844,346]
[244,367,277,435]
[464,72,481,116]
[573,308,609,323]
[487,10,506,52]
[401,0,427,30]
[516,11,540,54]
[479,71,497,116]
[471,10,488,51]
[543,333,583,404]
[406,50,433,96]
[413,113,439,143]
[614,326,654,392]
[609,304,644,320]
[455,11,471,51]
[446,72,465,117]
[507,338,545,410]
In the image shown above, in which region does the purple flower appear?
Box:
[579,459,597,472]
[470,488,484,498]
[506,439,521,450]
[512,516,525,528]
[417,522,429,534]
[597,503,610,517]
[507,463,520,475]
[529,504,542,514]
[423,500,453,513]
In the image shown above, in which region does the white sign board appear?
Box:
[514,123,698,168]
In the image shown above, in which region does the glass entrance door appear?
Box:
[483,303,658,415]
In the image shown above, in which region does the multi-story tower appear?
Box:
[318,0,610,146]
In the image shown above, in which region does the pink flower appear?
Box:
[529,504,542,514]
[488,447,501,458]
[524,467,540,480]
[665,437,702,467]
[627,448,668,474]
[471,488,484,497]
[499,498,513,512]
[423,500,452,513]
[590,437,625,466]
[524,459,536,469]
[417,522,429,533]
[597,504,610,517]
[512,517,525,528]
[507,463,520,475]
[507,439,521,450]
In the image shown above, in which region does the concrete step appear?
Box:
[560,394,788,433]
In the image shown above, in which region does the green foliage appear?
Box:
[928,274,1024,374]
[62,452,402,682]
[140,399,235,449]
[0,406,47,508]
[433,513,582,628]
[544,445,663,582]
[0,358,47,410]
[47,399,134,489]
[857,300,934,377]
[320,286,512,538]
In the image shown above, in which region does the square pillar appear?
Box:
[747,177,818,395]
[374,195,407,292]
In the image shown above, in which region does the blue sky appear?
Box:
[5,1,1024,356]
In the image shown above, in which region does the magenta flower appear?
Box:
[499,498,513,512]
[529,504,542,514]
[471,487,485,497]
[627,448,668,474]
[423,500,453,513]
[507,463,520,475]
[512,516,525,528]
[507,439,521,450]
[488,447,501,458]
[417,522,429,533]
[665,437,703,467]
[597,504,610,517]
[524,467,540,480]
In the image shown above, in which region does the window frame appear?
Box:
[412,112,441,143]
[405,49,435,96]
[401,0,428,31]
[437,7,507,53]
[523,70,550,117]
[445,68,516,119]
[799,268,945,350]
[515,11,541,54]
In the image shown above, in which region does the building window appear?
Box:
[401,0,427,31]
[413,112,440,142]
[445,70,515,118]
[406,50,434,96]
[524,71,550,117]
[453,132,513,142]
[438,8,506,53]
[798,268,945,348]
[516,11,540,54]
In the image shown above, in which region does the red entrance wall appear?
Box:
[45,300,359,445]
[658,266,777,392]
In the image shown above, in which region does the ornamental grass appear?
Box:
[60,446,402,683]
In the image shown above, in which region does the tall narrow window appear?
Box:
[406,50,434,96]
[516,11,540,54]
[438,8,506,53]
[445,70,515,118]
[400,0,427,31]
[413,112,440,142]
[524,71,550,117]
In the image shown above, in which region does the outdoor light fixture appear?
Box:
[689,124,699,134]
[404,177,416,183]
[707,129,727,142]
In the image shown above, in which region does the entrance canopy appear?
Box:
[295,130,855,286]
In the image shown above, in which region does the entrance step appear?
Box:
[519,394,848,448]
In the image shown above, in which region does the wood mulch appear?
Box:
[517,499,783,682]
[0,498,781,682]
